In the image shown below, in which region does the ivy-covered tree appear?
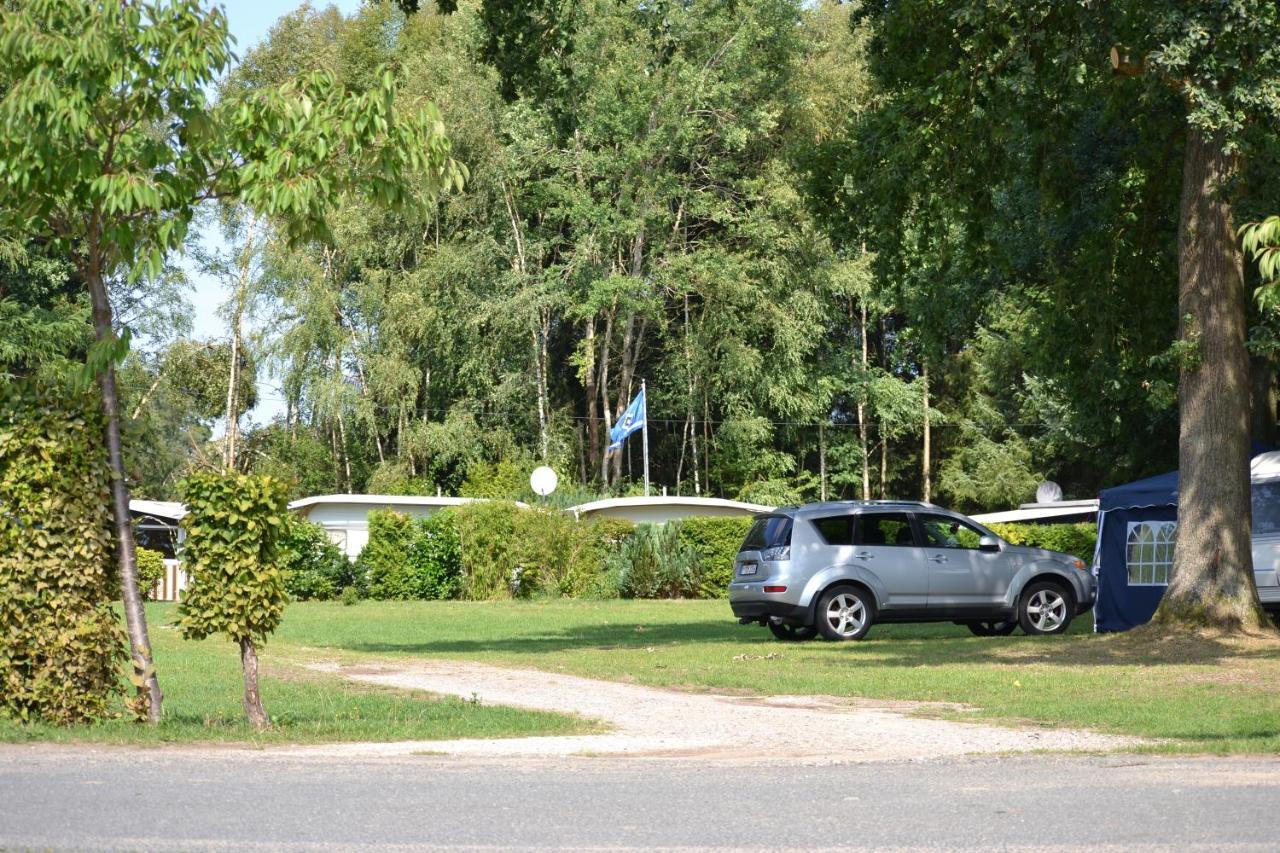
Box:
[0,0,462,719]
[177,473,289,729]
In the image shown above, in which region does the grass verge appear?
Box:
[273,598,1280,755]
[0,608,593,746]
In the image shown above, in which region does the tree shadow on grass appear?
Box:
[343,618,1280,670]
[344,618,750,656]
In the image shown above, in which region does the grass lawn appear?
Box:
[7,599,1277,752]
[271,598,1280,755]
[0,605,593,747]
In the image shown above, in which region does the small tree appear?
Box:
[177,473,289,729]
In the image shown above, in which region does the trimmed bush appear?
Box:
[0,384,124,725]
[614,522,702,599]
[988,522,1097,561]
[677,516,752,598]
[135,547,166,601]
[279,517,355,601]
[363,510,461,601]
[177,472,290,728]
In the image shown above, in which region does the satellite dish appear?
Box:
[530,466,558,497]
[1035,480,1063,504]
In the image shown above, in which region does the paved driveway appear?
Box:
[2,749,1278,851]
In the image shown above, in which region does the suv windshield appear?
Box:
[741,516,793,552]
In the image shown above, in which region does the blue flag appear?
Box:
[607,387,646,453]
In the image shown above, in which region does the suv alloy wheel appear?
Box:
[816,585,873,641]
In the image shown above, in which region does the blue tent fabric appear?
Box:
[1096,471,1180,632]
[1094,505,1176,631]
[1098,470,1178,512]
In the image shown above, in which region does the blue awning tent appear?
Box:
[1093,471,1180,632]
[1094,448,1278,632]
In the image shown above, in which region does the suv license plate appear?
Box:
[739,562,757,576]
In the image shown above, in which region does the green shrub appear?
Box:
[590,516,636,549]
[614,522,702,599]
[515,508,609,597]
[278,517,354,601]
[0,383,124,725]
[453,501,521,598]
[451,502,609,599]
[340,586,361,606]
[177,472,290,728]
[987,522,1097,561]
[677,516,752,598]
[135,547,166,601]
[356,510,415,597]
[459,459,529,499]
[364,510,461,600]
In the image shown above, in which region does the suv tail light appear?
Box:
[762,545,790,561]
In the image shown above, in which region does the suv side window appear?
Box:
[918,514,985,549]
[812,516,855,546]
[854,512,916,547]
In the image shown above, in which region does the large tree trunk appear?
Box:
[239,636,269,729]
[86,267,163,722]
[1155,127,1268,633]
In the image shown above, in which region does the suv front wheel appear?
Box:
[816,586,873,641]
[1018,581,1074,635]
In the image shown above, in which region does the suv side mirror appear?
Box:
[978,535,1001,553]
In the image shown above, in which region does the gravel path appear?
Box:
[298,659,1138,762]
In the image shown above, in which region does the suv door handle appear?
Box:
[928,554,948,563]
[854,551,874,560]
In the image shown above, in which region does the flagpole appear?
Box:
[641,378,650,497]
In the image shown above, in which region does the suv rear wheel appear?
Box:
[1019,581,1073,635]
[816,586,873,641]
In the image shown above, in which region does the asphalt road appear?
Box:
[1,749,1278,851]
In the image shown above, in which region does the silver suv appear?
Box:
[729,501,1096,641]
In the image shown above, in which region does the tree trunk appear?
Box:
[1249,353,1277,448]
[239,636,269,729]
[86,267,163,722]
[880,428,888,499]
[584,316,600,477]
[222,310,241,470]
[819,421,828,501]
[532,324,549,461]
[1155,126,1268,633]
[857,300,870,501]
[921,360,931,503]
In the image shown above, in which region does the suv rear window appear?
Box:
[740,516,793,552]
[813,516,855,546]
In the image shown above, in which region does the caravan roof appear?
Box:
[1251,451,1280,481]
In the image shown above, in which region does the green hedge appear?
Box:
[135,547,166,601]
[279,517,358,601]
[676,516,752,598]
[359,510,461,601]
[987,522,1097,561]
[0,383,124,725]
[452,502,618,599]
[354,504,638,600]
